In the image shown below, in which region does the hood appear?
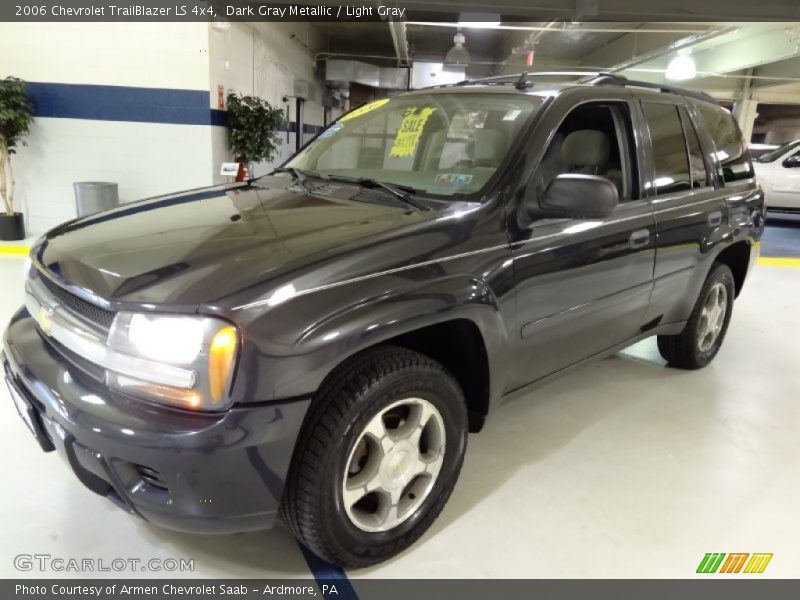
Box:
[32,178,446,310]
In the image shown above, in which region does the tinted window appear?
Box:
[536,102,636,201]
[756,140,800,163]
[643,103,691,195]
[680,107,708,188]
[285,92,544,198]
[695,104,754,183]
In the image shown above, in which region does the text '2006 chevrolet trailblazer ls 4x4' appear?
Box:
[3,72,764,567]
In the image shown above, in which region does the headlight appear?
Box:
[107,313,240,411]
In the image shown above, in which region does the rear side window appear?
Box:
[642,102,691,195]
[695,103,754,184]
[679,107,709,188]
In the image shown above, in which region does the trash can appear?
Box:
[73,182,119,217]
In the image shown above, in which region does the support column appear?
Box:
[733,97,759,143]
[732,68,758,143]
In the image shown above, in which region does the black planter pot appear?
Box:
[0,212,25,241]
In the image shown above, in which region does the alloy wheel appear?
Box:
[342,397,446,533]
[697,282,728,352]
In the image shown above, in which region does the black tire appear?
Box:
[280,345,468,568]
[657,262,735,369]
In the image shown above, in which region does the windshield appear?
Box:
[284,92,544,198]
[755,140,800,163]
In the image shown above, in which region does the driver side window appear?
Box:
[537,101,637,202]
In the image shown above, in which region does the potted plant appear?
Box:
[226,93,285,182]
[0,76,34,241]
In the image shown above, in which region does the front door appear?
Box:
[507,93,656,391]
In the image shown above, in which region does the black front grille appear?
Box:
[41,276,115,329]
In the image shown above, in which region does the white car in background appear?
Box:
[753,140,800,213]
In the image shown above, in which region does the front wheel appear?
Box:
[657,262,735,369]
[280,346,468,568]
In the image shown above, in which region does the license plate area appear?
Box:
[5,376,55,452]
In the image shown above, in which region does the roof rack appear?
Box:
[454,70,717,104]
[455,70,602,87]
[580,72,717,104]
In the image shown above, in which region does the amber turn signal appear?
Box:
[208,325,238,403]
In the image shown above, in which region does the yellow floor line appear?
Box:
[757,256,800,267]
[0,245,29,256]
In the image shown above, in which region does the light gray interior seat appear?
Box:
[561,129,610,174]
[467,130,507,167]
[604,168,624,196]
[421,129,447,170]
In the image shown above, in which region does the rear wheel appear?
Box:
[657,262,735,369]
[280,346,467,568]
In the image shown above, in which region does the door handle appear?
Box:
[629,229,650,250]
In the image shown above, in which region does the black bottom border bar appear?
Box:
[5,579,800,600]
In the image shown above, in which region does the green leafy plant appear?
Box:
[0,76,34,216]
[226,93,285,172]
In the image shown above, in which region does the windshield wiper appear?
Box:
[271,167,322,190]
[323,174,430,211]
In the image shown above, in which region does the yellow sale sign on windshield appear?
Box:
[339,98,390,122]
[390,107,437,158]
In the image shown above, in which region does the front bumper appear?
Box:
[3,307,311,534]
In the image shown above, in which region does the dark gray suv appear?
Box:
[3,72,764,567]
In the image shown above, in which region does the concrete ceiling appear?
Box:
[286,0,800,105]
[311,20,800,104]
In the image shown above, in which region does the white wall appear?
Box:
[209,22,330,181]
[0,22,214,234]
[1,21,334,235]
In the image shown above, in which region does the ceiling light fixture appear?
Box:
[457,12,500,29]
[665,48,696,81]
[444,31,471,67]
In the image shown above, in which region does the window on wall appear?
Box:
[679,107,709,188]
[695,103,754,184]
[643,103,691,195]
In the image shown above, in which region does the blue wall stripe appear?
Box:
[26,81,323,133]
[27,82,217,125]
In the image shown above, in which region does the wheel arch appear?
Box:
[714,239,751,297]
[290,276,506,432]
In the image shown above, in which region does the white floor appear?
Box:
[1,256,798,578]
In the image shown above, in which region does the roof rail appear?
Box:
[581,72,718,104]
[453,70,718,104]
[455,70,602,87]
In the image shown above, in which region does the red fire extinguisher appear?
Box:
[235,158,249,182]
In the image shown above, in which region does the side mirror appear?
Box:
[526,173,618,220]
[782,154,800,168]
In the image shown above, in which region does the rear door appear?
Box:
[639,96,725,325]
[642,97,755,327]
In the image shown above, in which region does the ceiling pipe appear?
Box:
[627,67,800,84]
[494,19,560,75]
[316,51,531,67]
[406,22,711,34]
[388,19,411,67]
[608,26,737,73]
